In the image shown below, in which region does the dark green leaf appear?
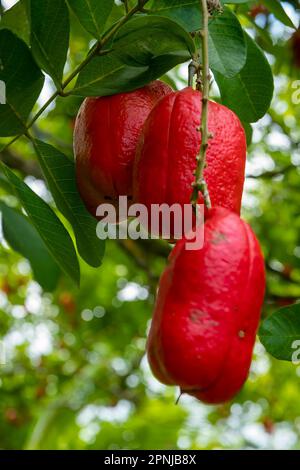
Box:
[214,33,274,122]
[112,15,195,68]
[259,303,300,361]
[73,16,195,96]
[242,121,253,146]
[66,0,114,38]
[30,0,70,87]
[148,0,202,32]
[0,29,44,137]
[72,52,149,96]
[33,140,105,267]
[72,15,194,96]
[0,202,60,291]
[0,162,80,285]
[0,0,30,44]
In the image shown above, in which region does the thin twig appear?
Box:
[122,0,129,14]
[190,1,213,210]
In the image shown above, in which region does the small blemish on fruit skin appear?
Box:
[190,309,218,327]
[211,230,227,245]
[238,330,245,339]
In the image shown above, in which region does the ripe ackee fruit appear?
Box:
[74,81,172,218]
[133,87,246,235]
[147,207,265,404]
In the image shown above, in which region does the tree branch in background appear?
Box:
[247,164,295,179]
[0,149,43,179]
[118,239,159,290]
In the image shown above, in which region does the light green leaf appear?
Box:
[259,303,300,361]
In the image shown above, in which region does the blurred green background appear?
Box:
[0,0,300,450]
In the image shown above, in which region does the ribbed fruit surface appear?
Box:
[147,207,265,404]
[74,81,172,218]
[133,87,247,229]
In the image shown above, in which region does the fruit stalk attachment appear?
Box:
[190,0,222,211]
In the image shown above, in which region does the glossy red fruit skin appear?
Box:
[74,81,172,218]
[133,87,246,223]
[147,207,265,404]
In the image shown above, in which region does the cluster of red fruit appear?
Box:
[74,80,266,404]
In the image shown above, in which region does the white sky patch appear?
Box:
[27,323,53,358]
[2,0,18,9]
[37,75,57,109]
[24,177,53,203]
[140,354,167,395]
[77,400,133,427]
[117,282,149,302]
[25,281,43,315]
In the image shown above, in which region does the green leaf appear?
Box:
[73,16,195,96]
[214,33,274,123]
[72,52,149,96]
[112,15,195,68]
[207,8,246,78]
[0,202,60,291]
[66,0,114,38]
[259,303,300,361]
[0,29,44,137]
[261,0,296,29]
[148,4,246,78]
[30,0,70,87]
[242,121,253,146]
[0,162,80,285]
[148,0,202,32]
[0,0,30,44]
[33,140,105,267]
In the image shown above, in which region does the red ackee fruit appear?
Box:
[133,87,247,235]
[147,207,265,404]
[249,4,268,18]
[74,81,172,218]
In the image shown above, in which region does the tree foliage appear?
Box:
[0,0,300,450]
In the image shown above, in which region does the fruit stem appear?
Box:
[121,0,129,14]
[190,0,215,211]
